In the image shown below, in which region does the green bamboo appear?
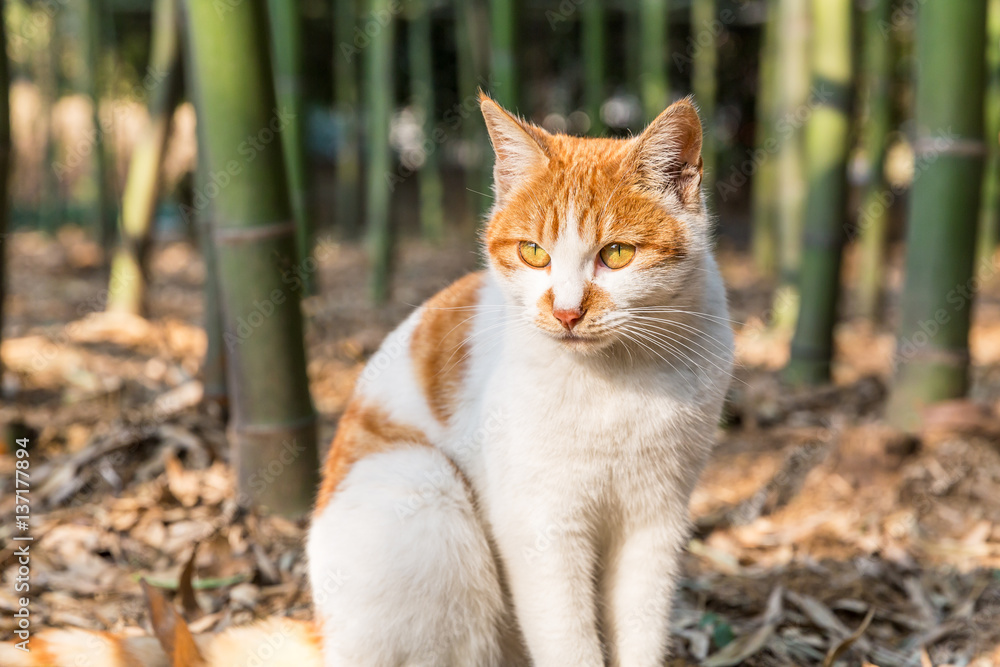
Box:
[489,0,517,109]
[855,0,894,322]
[454,0,492,227]
[366,0,396,302]
[770,0,810,331]
[195,127,229,412]
[784,0,854,386]
[0,12,10,385]
[751,0,780,276]
[82,0,111,249]
[691,0,718,197]
[106,0,184,315]
[180,0,228,411]
[38,13,60,233]
[581,0,605,135]
[184,0,319,516]
[625,2,642,100]
[334,0,362,235]
[267,0,311,293]
[886,0,988,430]
[639,0,669,123]
[976,0,1000,265]
[410,0,445,242]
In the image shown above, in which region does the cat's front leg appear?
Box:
[604,523,685,667]
[492,500,605,667]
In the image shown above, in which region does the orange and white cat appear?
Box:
[0,95,732,667]
[306,95,734,667]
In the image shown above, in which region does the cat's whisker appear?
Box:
[625,318,736,371]
[617,327,700,393]
[467,187,494,200]
[621,315,737,359]
[439,315,523,374]
[619,325,720,395]
[620,307,743,326]
[624,321,744,387]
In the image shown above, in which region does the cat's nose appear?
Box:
[553,308,585,331]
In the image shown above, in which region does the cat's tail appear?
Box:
[0,584,323,667]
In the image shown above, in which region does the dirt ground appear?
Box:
[2,228,1000,666]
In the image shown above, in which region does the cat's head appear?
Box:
[480,94,712,354]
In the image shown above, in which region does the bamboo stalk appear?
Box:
[854,0,894,322]
[768,0,810,332]
[267,0,311,293]
[489,0,517,109]
[334,0,362,236]
[179,0,228,413]
[454,0,492,228]
[784,0,854,386]
[106,0,184,315]
[183,0,319,516]
[775,0,809,287]
[691,0,718,197]
[977,0,1000,265]
[581,0,605,134]
[886,0,988,430]
[82,0,111,251]
[0,11,10,386]
[410,0,445,242]
[751,0,779,276]
[366,0,396,302]
[639,0,669,123]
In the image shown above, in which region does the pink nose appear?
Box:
[552,308,585,331]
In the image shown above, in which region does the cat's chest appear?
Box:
[487,358,689,455]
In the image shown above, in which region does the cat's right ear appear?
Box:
[479,93,550,203]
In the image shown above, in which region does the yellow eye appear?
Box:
[518,241,551,268]
[599,242,636,269]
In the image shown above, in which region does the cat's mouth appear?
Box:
[546,329,612,351]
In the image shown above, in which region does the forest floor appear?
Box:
[2,228,1000,666]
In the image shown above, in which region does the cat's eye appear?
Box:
[599,242,636,270]
[518,241,551,268]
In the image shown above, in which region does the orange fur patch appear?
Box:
[535,282,616,334]
[483,100,698,277]
[314,402,431,513]
[485,134,688,276]
[410,272,484,425]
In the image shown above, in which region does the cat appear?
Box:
[306,94,734,667]
[0,94,732,667]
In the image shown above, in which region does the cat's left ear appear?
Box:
[479,93,551,203]
[631,97,704,211]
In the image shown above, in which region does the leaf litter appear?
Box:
[2,233,1000,665]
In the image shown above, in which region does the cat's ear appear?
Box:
[479,93,550,202]
[631,97,704,210]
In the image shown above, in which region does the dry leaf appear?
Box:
[703,586,783,667]
[141,579,206,667]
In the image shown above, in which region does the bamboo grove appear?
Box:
[0,0,998,514]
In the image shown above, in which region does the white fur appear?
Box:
[309,186,733,666]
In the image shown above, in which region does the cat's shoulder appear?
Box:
[409,271,490,425]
